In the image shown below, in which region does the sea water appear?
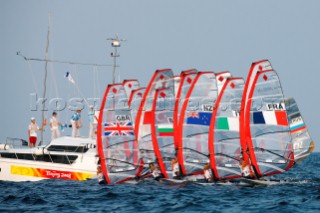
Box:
[1,153,320,213]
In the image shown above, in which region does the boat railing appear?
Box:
[4,137,29,149]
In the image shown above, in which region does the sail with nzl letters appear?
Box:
[97,84,139,184]
[134,69,174,176]
[243,69,294,177]
[177,72,218,178]
[208,77,245,180]
[285,98,314,163]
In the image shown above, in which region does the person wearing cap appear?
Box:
[71,109,82,137]
[88,105,98,139]
[50,112,62,140]
[28,117,40,148]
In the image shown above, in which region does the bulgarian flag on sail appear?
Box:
[217,117,239,131]
[253,111,288,126]
[157,124,174,136]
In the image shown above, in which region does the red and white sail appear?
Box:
[243,69,294,177]
[285,98,314,162]
[208,77,245,180]
[150,88,176,178]
[177,72,218,177]
[97,84,139,184]
[134,69,174,174]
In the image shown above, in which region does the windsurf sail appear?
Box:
[123,79,140,98]
[285,98,314,162]
[240,60,273,162]
[173,70,198,149]
[208,77,245,180]
[150,88,176,178]
[177,72,218,177]
[134,69,174,175]
[97,84,139,184]
[243,69,294,177]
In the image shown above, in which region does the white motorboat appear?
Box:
[0,136,99,182]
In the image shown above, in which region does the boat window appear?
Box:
[16,153,34,160]
[0,153,17,159]
[35,154,78,164]
[0,153,78,164]
[47,145,89,153]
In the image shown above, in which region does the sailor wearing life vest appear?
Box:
[149,163,164,181]
[239,157,256,178]
[203,164,214,182]
[172,157,181,179]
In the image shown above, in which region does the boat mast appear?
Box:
[40,15,51,145]
[107,34,125,84]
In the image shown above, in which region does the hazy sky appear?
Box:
[1,0,319,151]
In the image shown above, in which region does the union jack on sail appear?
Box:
[104,122,134,136]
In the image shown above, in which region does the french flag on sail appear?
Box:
[253,111,288,126]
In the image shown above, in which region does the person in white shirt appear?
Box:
[28,117,40,148]
[88,106,99,139]
[149,163,164,181]
[172,157,181,179]
[50,112,61,140]
[71,109,82,137]
[203,164,214,182]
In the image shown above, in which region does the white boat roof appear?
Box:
[48,136,96,147]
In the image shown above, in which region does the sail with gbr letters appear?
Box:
[97,84,139,184]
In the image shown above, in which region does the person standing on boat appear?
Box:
[88,105,99,139]
[71,109,82,137]
[28,117,40,148]
[50,112,61,140]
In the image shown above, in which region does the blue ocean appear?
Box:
[1,153,320,213]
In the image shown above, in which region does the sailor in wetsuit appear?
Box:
[149,163,164,181]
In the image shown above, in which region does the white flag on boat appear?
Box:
[66,72,75,84]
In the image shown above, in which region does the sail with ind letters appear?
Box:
[285,98,314,163]
[208,77,245,180]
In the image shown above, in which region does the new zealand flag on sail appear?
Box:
[186,112,212,126]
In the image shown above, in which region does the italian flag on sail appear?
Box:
[158,124,174,136]
[217,117,239,131]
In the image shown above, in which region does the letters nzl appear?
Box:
[266,103,285,111]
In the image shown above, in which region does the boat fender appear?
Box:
[34,147,49,155]
[0,144,10,150]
